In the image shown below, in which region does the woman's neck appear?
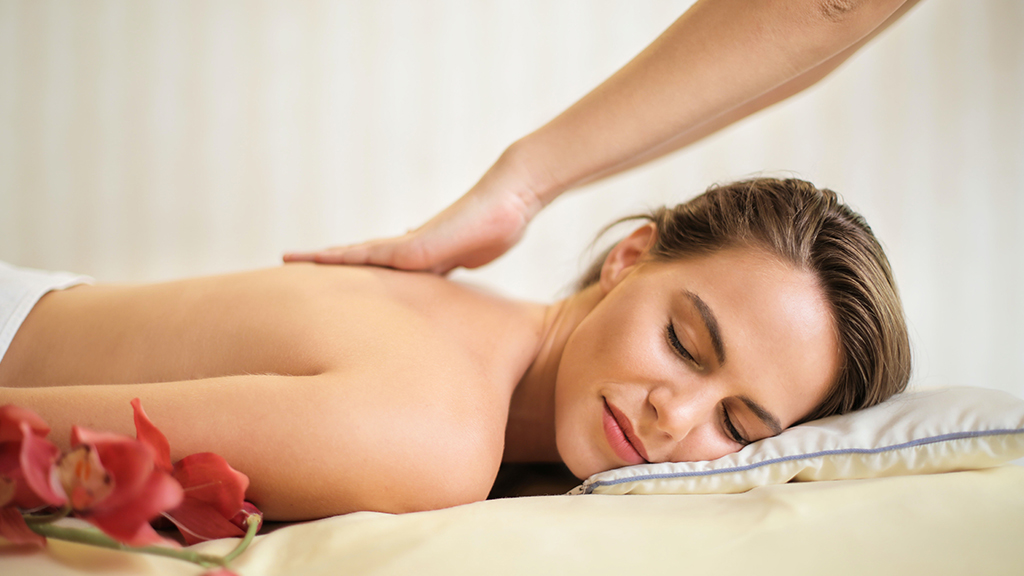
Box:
[503,284,603,463]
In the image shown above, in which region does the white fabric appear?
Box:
[571,387,1024,495]
[0,262,92,362]
[4,467,1023,575]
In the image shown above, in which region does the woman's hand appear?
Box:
[284,149,547,274]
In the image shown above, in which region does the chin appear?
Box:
[559,453,598,481]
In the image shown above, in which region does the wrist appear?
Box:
[498,137,568,213]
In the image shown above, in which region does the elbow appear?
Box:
[818,0,860,22]
[815,0,904,24]
[394,481,490,514]
[368,464,495,515]
[364,435,500,515]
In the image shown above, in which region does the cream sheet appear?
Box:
[4,466,1023,576]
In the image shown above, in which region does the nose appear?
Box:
[646,383,712,446]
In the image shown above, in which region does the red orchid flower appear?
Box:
[2,404,185,547]
[0,405,60,546]
[63,426,184,546]
[3,402,185,547]
[131,399,262,545]
[31,425,185,547]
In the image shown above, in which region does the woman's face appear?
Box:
[554,229,840,479]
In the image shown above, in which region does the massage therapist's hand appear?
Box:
[286,0,918,273]
[284,150,546,274]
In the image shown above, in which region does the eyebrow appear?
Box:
[682,290,726,366]
[739,395,783,436]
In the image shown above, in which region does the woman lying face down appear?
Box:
[0,178,910,520]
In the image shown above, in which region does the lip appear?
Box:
[602,399,650,465]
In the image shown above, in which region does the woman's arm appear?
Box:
[3,372,497,520]
[286,0,920,273]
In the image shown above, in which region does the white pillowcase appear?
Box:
[569,387,1024,495]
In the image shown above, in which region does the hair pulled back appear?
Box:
[578,177,911,422]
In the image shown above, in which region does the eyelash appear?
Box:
[720,404,750,446]
[667,321,748,446]
[666,321,695,363]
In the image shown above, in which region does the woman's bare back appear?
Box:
[0,263,546,519]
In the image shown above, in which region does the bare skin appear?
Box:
[288,0,922,273]
[0,230,840,521]
[0,264,550,519]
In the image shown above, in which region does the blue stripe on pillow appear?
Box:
[582,427,1024,494]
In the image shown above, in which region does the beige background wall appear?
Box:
[1,0,1022,396]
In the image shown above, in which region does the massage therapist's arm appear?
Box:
[286,0,921,273]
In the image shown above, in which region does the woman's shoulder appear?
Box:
[273,264,546,380]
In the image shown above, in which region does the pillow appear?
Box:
[568,387,1024,495]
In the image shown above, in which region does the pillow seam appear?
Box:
[581,426,1024,494]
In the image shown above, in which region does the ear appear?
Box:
[598,223,656,294]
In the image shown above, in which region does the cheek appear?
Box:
[551,321,625,477]
[552,305,665,477]
[665,425,742,462]
[551,359,599,477]
[552,331,595,433]
[568,306,655,376]
[554,304,669,424]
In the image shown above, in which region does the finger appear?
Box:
[319,240,397,265]
[428,256,459,276]
[310,248,365,265]
[284,246,370,264]
[331,239,440,271]
[283,244,370,265]
[282,252,318,262]
[284,234,437,270]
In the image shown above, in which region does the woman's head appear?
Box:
[555,177,910,478]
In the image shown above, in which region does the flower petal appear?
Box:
[0,405,50,443]
[1,444,49,509]
[0,506,46,547]
[130,399,172,472]
[0,475,14,507]
[173,453,248,519]
[85,468,184,547]
[18,422,63,506]
[163,498,246,545]
[230,501,263,534]
[70,426,153,511]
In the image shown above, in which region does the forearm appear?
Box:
[3,371,498,518]
[584,0,922,182]
[293,0,917,272]
[513,0,911,204]
[2,375,327,519]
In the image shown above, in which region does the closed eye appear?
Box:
[666,321,696,364]
[720,403,750,446]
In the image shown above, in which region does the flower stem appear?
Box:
[27,523,226,569]
[221,514,261,565]
[23,506,71,524]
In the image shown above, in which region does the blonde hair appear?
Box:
[578,178,911,422]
